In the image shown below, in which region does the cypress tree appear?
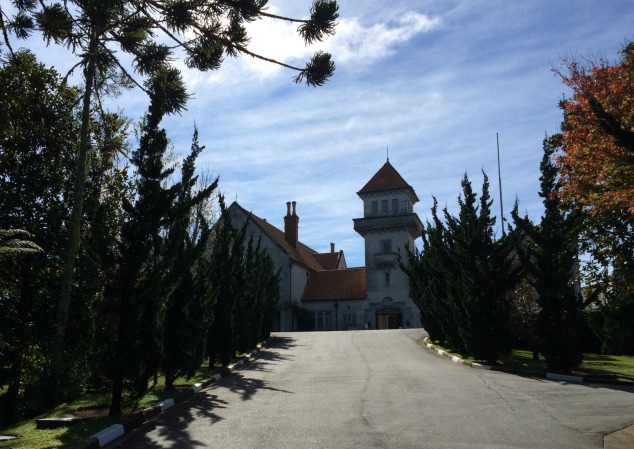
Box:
[512,135,583,372]
[206,198,246,366]
[402,199,461,347]
[161,129,218,390]
[92,67,189,415]
[444,174,517,363]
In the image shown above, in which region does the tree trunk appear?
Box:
[109,376,124,416]
[2,352,23,426]
[52,28,98,380]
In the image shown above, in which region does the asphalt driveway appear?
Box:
[110,329,634,449]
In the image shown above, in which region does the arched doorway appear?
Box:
[376,307,402,330]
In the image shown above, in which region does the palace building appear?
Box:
[226,160,423,331]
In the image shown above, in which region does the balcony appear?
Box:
[375,252,398,267]
[353,213,424,239]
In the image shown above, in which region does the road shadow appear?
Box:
[111,392,227,448]
[218,370,293,402]
[110,344,295,448]
[267,334,305,350]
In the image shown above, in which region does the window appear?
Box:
[385,271,391,287]
[381,239,392,253]
[392,199,399,215]
[314,311,332,330]
[381,199,388,215]
[343,314,356,324]
[371,201,378,216]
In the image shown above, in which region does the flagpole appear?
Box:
[497,133,505,236]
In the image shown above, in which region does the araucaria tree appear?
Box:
[512,135,583,373]
[1,0,339,379]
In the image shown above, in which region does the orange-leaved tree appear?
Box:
[556,42,634,216]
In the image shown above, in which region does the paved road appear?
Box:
[112,330,634,448]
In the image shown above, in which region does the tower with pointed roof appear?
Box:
[353,160,423,329]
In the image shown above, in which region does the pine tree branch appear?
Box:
[259,11,310,24]
[0,6,16,56]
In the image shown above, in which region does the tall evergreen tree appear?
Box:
[161,129,218,390]
[206,198,247,366]
[512,135,583,372]
[0,0,339,378]
[444,174,516,363]
[401,199,461,348]
[256,249,281,342]
[92,67,189,415]
[0,51,78,424]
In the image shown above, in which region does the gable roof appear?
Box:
[313,251,342,270]
[357,161,419,202]
[302,267,366,301]
[229,202,327,272]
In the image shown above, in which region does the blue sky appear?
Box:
[7,0,634,267]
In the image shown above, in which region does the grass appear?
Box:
[0,352,259,449]
[425,339,634,381]
[580,353,634,380]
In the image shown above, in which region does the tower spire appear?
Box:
[386,146,389,162]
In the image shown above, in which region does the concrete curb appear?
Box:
[422,337,634,386]
[66,340,268,449]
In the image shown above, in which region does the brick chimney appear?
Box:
[330,242,335,253]
[284,201,299,248]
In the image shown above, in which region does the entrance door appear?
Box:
[376,308,402,329]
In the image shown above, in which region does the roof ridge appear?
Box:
[357,161,416,197]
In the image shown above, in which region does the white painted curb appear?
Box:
[471,363,492,370]
[213,373,222,382]
[159,398,175,411]
[92,424,124,447]
[191,383,203,394]
[546,372,583,383]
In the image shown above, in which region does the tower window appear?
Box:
[381,200,388,215]
[381,239,392,253]
[385,271,391,287]
[392,199,399,215]
[371,201,378,216]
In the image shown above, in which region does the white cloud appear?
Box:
[234,10,441,77]
[331,12,441,66]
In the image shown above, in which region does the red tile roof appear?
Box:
[312,251,341,270]
[231,202,327,272]
[357,161,419,202]
[302,267,366,301]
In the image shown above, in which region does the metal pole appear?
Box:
[496,133,505,236]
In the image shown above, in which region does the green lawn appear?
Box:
[425,339,634,381]
[0,359,245,449]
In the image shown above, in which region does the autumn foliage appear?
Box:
[557,43,634,215]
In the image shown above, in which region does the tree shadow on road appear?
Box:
[114,343,295,448]
[219,370,293,402]
[117,393,227,448]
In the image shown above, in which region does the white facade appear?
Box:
[353,187,423,329]
[221,161,424,331]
